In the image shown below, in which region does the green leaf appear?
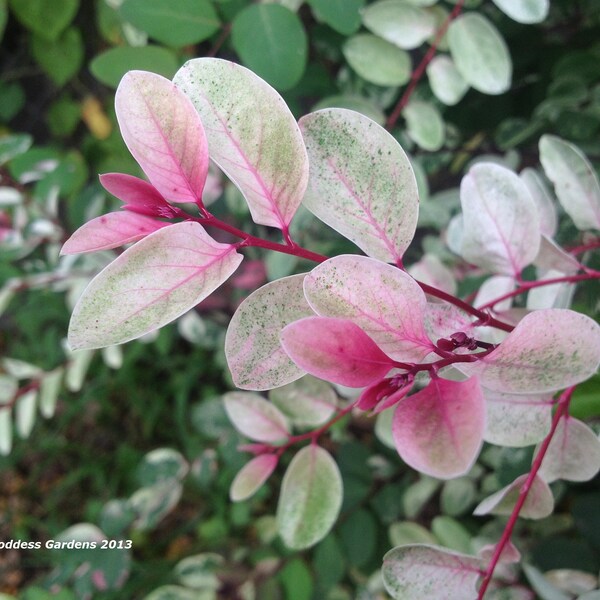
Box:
[9,0,79,41]
[279,558,313,600]
[231,4,307,91]
[403,100,445,151]
[440,478,476,516]
[362,0,436,50]
[0,134,33,166]
[389,521,437,547]
[31,27,84,86]
[448,13,512,95]
[89,46,179,88]
[339,509,377,567]
[47,96,81,137]
[343,34,411,87]
[174,553,224,590]
[313,94,385,125]
[136,448,188,487]
[120,0,220,47]
[426,55,469,106]
[431,516,472,553]
[277,445,343,550]
[0,81,25,122]
[307,0,364,35]
[0,0,7,43]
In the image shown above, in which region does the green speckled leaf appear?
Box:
[68,222,243,349]
[299,109,419,263]
[277,445,343,549]
[382,544,481,599]
[460,309,600,394]
[448,13,511,95]
[225,274,313,390]
[174,58,309,230]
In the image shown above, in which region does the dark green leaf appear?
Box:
[90,46,179,88]
[279,558,313,600]
[120,0,220,47]
[231,4,307,91]
[47,96,81,137]
[0,0,7,42]
[307,0,364,35]
[313,534,346,593]
[339,509,377,567]
[31,27,84,86]
[0,81,25,122]
[9,0,79,40]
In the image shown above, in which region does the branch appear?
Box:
[386,0,466,131]
[476,386,575,599]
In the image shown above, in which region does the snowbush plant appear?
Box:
[59,56,600,599]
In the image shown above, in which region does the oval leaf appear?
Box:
[460,163,540,277]
[269,375,337,428]
[304,255,433,361]
[538,417,600,483]
[173,57,308,230]
[426,55,469,106]
[299,109,419,263]
[225,274,314,391]
[115,71,208,205]
[277,445,343,550]
[448,13,512,95]
[119,0,220,47]
[343,34,411,86]
[69,222,243,349]
[492,0,549,24]
[61,211,168,254]
[281,317,395,387]
[224,391,289,443]
[484,390,552,447]
[231,4,307,91]
[474,474,554,519]
[382,544,481,600]
[230,454,279,502]
[460,309,600,394]
[362,0,436,50]
[539,135,600,231]
[392,377,486,479]
[403,100,445,152]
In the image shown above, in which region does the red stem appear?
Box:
[568,238,600,255]
[476,387,575,599]
[386,0,466,131]
[0,380,42,411]
[477,272,600,311]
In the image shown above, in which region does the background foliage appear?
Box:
[1,0,600,598]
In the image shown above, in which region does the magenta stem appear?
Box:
[476,386,575,599]
[477,272,600,311]
[386,0,466,130]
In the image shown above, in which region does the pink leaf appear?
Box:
[408,254,457,295]
[230,454,278,502]
[460,309,600,393]
[304,255,434,362]
[115,71,209,204]
[382,544,482,600]
[474,474,554,519]
[477,540,521,564]
[61,211,168,255]
[68,222,243,349]
[424,303,474,342]
[460,163,540,277]
[299,109,419,263]
[392,377,485,479]
[99,173,172,216]
[280,317,395,387]
[537,417,600,483]
[174,58,308,230]
[224,391,289,443]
